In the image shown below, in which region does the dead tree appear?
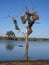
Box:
[8,8,39,60]
[20,11,39,59]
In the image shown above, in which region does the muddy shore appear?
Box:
[0,60,49,65]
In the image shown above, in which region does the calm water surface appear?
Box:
[0,40,49,61]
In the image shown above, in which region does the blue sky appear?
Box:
[0,0,49,38]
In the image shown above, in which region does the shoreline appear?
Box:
[0,60,49,65]
[0,39,49,42]
[0,36,49,41]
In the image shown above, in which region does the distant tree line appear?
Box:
[0,30,49,41]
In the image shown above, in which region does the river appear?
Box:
[0,40,49,61]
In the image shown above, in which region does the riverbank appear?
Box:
[0,60,49,65]
[0,36,49,41]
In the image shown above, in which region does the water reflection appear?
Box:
[6,44,14,51]
[25,45,29,60]
[6,44,23,51]
[0,40,25,61]
[6,42,28,60]
[6,43,29,60]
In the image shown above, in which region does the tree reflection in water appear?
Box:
[25,45,29,60]
[6,43,29,60]
[6,44,14,51]
[6,44,23,51]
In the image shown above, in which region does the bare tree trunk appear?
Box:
[26,32,28,47]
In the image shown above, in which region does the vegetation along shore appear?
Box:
[0,36,49,41]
